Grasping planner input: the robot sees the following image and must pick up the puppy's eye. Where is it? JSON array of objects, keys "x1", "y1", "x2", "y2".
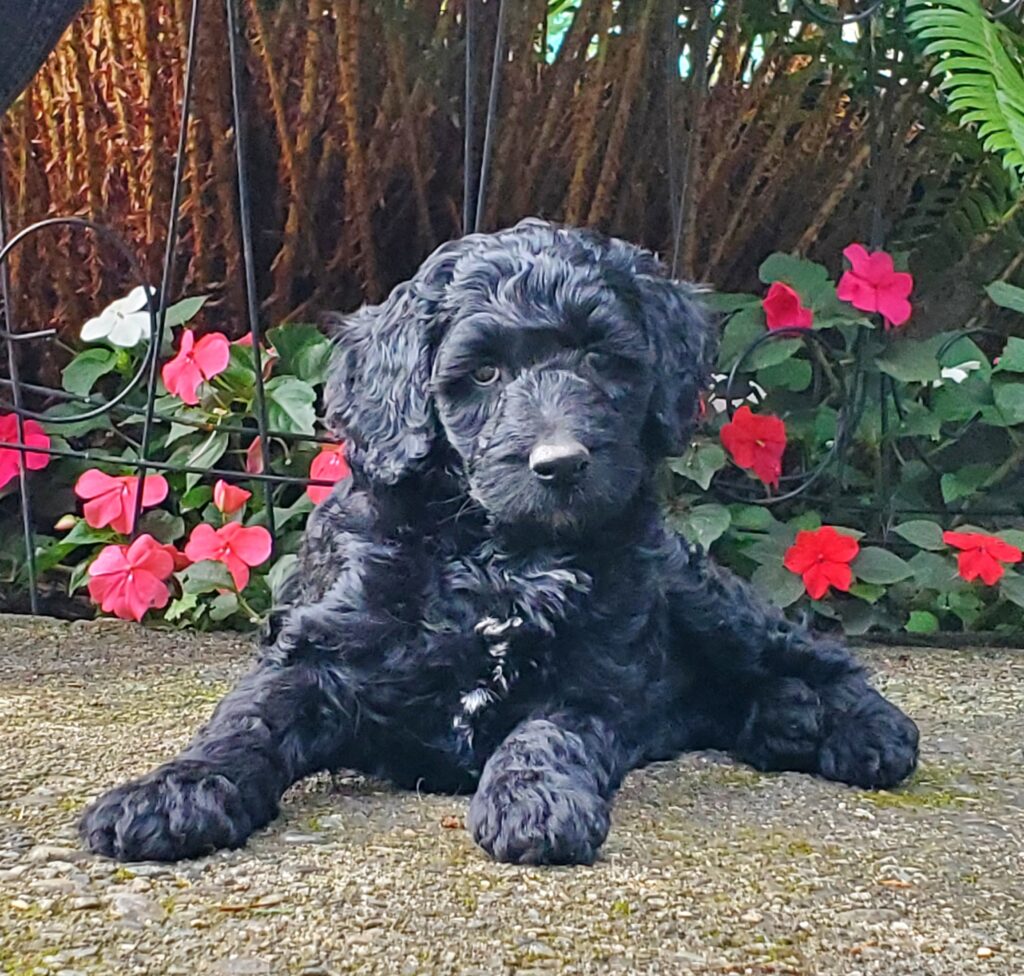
[{"x1": 471, "y1": 364, "x2": 501, "y2": 386}]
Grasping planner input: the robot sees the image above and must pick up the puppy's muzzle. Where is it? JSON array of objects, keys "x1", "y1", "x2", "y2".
[{"x1": 529, "y1": 437, "x2": 590, "y2": 485}]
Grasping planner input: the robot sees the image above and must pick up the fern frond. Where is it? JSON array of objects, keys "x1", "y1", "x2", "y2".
[{"x1": 908, "y1": 0, "x2": 1024, "y2": 175}]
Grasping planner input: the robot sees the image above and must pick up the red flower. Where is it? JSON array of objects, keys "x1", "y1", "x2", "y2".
[
  {"x1": 184, "y1": 521, "x2": 272, "y2": 591},
  {"x1": 763, "y1": 282, "x2": 813, "y2": 330},
  {"x1": 306, "y1": 443, "x2": 352, "y2": 504},
  {"x1": 783, "y1": 527, "x2": 860, "y2": 600},
  {"x1": 0, "y1": 414, "x2": 51, "y2": 490},
  {"x1": 234, "y1": 333, "x2": 254, "y2": 347},
  {"x1": 74, "y1": 470, "x2": 169, "y2": 535},
  {"x1": 943, "y1": 531, "x2": 1022, "y2": 586},
  {"x1": 213, "y1": 479, "x2": 252, "y2": 515},
  {"x1": 87, "y1": 534, "x2": 175, "y2": 622},
  {"x1": 720, "y1": 405, "x2": 787, "y2": 488},
  {"x1": 836, "y1": 244, "x2": 913, "y2": 328},
  {"x1": 161, "y1": 329, "x2": 230, "y2": 404}
]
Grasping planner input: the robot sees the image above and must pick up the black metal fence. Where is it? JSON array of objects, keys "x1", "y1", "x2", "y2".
[{"x1": 0, "y1": 0, "x2": 1020, "y2": 615}]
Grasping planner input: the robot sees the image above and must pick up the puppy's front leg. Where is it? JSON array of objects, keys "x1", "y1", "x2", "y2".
[
  {"x1": 468, "y1": 711, "x2": 630, "y2": 866},
  {"x1": 80, "y1": 660, "x2": 353, "y2": 861}
]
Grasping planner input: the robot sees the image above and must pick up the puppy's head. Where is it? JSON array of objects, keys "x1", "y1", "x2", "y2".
[{"x1": 324, "y1": 219, "x2": 712, "y2": 536}]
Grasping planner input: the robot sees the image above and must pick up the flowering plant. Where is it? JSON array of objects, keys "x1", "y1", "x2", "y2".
[
  {"x1": 0, "y1": 292, "x2": 349, "y2": 627},
  {"x1": 666, "y1": 245, "x2": 1024, "y2": 638}
]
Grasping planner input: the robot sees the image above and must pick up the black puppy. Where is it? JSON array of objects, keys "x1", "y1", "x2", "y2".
[{"x1": 80, "y1": 219, "x2": 919, "y2": 865}]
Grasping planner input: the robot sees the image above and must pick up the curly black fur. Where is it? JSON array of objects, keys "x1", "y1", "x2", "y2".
[{"x1": 80, "y1": 219, "x2": 919, "y2": 865}]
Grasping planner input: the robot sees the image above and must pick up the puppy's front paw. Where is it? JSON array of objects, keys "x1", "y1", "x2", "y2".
[
  {"x1": 468, "y1": 769, "x2": 610, "y2": 866},
  {"x1": 819, "y1": 690, "x2": 919, "y2": 790},
  {"x1": 736, "y1": 677, "x2": 824, "y2": 773},
  {"x1": 80, "y1": 762, "x2": 257, "y2": 862}
]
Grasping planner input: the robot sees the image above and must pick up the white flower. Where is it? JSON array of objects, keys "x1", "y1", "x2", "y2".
[
  {"x1": 931, "y1": 360, "x2": 982, "y2": 388},
  {"x1": 80, "y1": 286, "x2": 154, "y2": 348},
  {"x1": 709, "y1": 372, "x2": 767, "y2": 414}
]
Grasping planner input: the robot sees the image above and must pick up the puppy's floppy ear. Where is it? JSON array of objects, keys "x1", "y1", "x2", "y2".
[
  {"x1": 322, "y1": 242, "x2": 464, "y2": 484},
  {"x1": 634, "y1": 274, "x2": 715, "y2": 456}
]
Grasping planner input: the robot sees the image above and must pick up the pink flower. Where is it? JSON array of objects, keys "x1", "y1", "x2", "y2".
[
  {"x1": 836, "y1": 244, "x2": 913, "y2": 328},
  {"x1": 0, "y1": 414, "x2": 51, "y2": 490},
  {"x1": 234, "y1": 333, "x2": 254, "y2": 347},
  {"x1": 87, "y1": 535, "x2": 175, "y2": 622},
  {"x1": 763, "y1": 282, "x2": 813, "y2": 330},
  {"x1": 213, "y1": 479, "x2": 252, "y2": 515},
  {"x1": 74, "y1": 470, "x2": 169, "y2": 535},
  {"x1": 161, "y1": 329, "x2": 230, "y2": 404},
  {"x1": 184, "y1": 522, "x2": 272, "y2": 591},
  {"x1": 245, "y1": 438, "x2": 266, "y2": 475},
  {"x1": 306, "y1": 443, "x2": 352, "y2": 504}
]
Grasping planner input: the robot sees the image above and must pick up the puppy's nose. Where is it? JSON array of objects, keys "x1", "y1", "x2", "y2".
[{"x1": 529, "y1": 438, "x2": 590, "y2": 484}]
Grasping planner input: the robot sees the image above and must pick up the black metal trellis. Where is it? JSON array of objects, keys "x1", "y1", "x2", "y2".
[{"x1": 0, "y1": 0, "x2": 1021, "y2": 617}]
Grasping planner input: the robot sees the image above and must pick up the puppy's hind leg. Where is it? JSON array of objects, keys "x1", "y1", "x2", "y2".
[
  {"x1": 80, "y1": 660, "x2": 354, "y2": 862},
  {"x1": 671, "y1": 545, "x2": 919, "y2": 790}
]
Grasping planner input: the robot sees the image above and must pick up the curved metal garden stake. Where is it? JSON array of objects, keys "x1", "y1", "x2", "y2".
[
  {"x1": 226, "y1": 0, "x2": 276, "y2": 542},
  {"x1": 463, "y1": 0, "x2": 508, "y2": 235},
  {"x1": 0, "y1": 154, "x2": 38, "y2": 613},
  {"x1": 671, "y1": 1, "x2": 713, "y2": 280},
  {"x1": 130, "y1": 0, "x2": 202, "y2": 540},
  {"x1": 463, "y1": 0, "x2": 478, "y2": 233}
]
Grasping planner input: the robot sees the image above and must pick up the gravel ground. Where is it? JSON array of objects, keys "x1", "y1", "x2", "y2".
[{"x1": 0, "y1": 616, "x2": 1022, "y2": 976}]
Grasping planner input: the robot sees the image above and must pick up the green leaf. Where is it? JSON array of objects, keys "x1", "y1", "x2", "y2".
[
  {"x1": 163, "y1": 295, "x2": 209, "y2": 328},
  {"x1": 994, "y1": 337, "x2": 1024, "y2": 373},
  {"x1": 41, "y1": 402, "x2": 113, "y2": 438},
  {"x1": 833, "y1": 599, "x2": 878, "y2": 637},
  {"x1": 165, "y1": 592, "x2": 200, "y2": 623},
  {"x1": 267, "y1": 553, "x2": 299, "y2": 601},
  {"x1": 700, "y1": 293, "x2": 761, "y2": 314},
  {"x1": 993, "y1": 380, "x2": 1024, "y2": 424},
  {"x1": 180, "y1": 559, "x2": 235, "y2": 595},
  {"x1": 986, "y1": 281, "x2": 1024, "y2": 314},
  {"x1": 758, "y1": 253, "x2": 832, "y2": 306},
  {"x1": 906, "y1": 610, "x2": 940, "y2": 634},
  {"x1": 875, "y1": 337, "x2": 943, "y2": 384},
  {"x1": 716, "y1": 307, "x2": 765, "y2": 371},
  {"x1": 671, "y1": 503, "x2": 732, "y2": 550},
  {"x1": 751, "y1": 561, "x2": 805, "y2": 608},
  {"x1": 180, "y1": 485, "x2": 213, "y2": 513},
  {"x1": 61, "y1": 348, "x2": 119, "y2": 397},
  {"x1": 748, "y1": 338, "x2": 801, "y2": 370},
  {"x1": 757, "y1": 357, "x2": 812, "y2": 392},
  {"x1": 137, "y1": 510, "x2": 184, "y2": 544},
  {"x1": 729, "y1": 504, "x2": 779, "y2": 532},
  {"x1": 893, "y1": 519, "x2": 945, "y2": 551},
  {"x1": 853, "y1": 547, "x2": 914, "y2": 584},
  {"x1": 940, "y1": 464, "x2": 996, "y2": 504},
  {"x1": 268, "y1": 323, "x2": 332, "y2": 385},
  {"x1": 60, "y1": 520, "x2": 119, "y2": 548},
  {"x1": 909, "y1": 551, "x2": 959, "y2": 592},
  {"x1": 998, "y1": 529, "x2": 1024, "y2": 551},
  {"x1": 849, "y1": 582, "x2": 886, "y2": 604},
  {"x1": 668, "y1": 442, "x2": 727, "y2": 491},
  {"x1": 265, "y1": 376, "x2": 317, "y2": 435},
  {"x1": 178, "y1": 430, "x2": 230, "y2": 492},
  {"x1": 1000, "y1": 572, "x2": 1024, "y2": 609},
  {"x1": 209, "y1": 591, "x2": 240, "y2": 622}
]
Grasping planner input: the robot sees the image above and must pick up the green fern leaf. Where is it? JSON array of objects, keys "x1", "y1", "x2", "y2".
[{"x1": 908, "y1": 0, "x2": 1024, "y2": 175}]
